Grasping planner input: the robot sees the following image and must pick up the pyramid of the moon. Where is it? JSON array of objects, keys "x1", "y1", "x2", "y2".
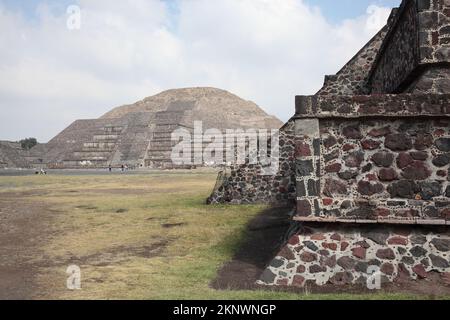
[{"x1": 42, "y1": 87, "x2": 282, "y2": 169}]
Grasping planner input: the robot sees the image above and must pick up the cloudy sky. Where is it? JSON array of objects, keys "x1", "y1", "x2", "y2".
[{"x1": 0, "y1": 0, "x2": 400, "y2": 142}]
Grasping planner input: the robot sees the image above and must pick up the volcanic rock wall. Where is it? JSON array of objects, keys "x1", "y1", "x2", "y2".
[
  {"x1": 209, "y1": 0, "x2": 450, "y2": 290},
  {"x1": 258, "y1": 224, "x2": 450, "y2": 288}
]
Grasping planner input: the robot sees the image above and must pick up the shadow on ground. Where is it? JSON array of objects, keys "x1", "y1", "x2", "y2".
[{"x1": 211, "y1": 206, "x2": 293, "y2": 291}]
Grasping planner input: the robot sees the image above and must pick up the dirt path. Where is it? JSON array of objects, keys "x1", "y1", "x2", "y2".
[{"x1": 0, "y1": 195, "x2": 56, "y2": 299}]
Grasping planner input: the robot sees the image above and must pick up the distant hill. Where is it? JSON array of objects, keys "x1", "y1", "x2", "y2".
[{"x1": 36, "y1": 87, "x2": 283, "y2": 169}]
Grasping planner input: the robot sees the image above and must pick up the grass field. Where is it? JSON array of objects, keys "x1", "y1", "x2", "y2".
[{"x1": 0, "y1": 171, "x2": 444, "y2": 300}]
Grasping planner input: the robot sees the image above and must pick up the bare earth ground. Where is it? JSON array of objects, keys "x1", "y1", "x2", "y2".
[{"x1": 0, "y1": 170, "x2": 449, "y2": 300}]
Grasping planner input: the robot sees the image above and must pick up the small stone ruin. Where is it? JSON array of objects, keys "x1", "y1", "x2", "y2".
[{"x1": 209, "y1": 0, "x2": 450, "y2": 288}]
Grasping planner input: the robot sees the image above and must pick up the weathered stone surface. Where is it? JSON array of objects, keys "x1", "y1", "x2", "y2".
[
  {"x1": 278, "y1": 247, "x2": 295, "y2": 261},
  {"x1": 343, "y1": 125, "x2": 362, "y2": 139},
  {"x1": 432, "y1": 154, "x2": 450, "y2": 167},
  {"x1": 388, "y1": 180, "x2": 420, "y2": 199},
  {"x1": 429, "y1": 254, "x2": 450, "y2": 269},
  {"x1": 372, "y1": 152, "x2": 394, "y2": 167},
  {"x1": 323, "y1": 179, "x2": 348, "y2": 197},
  {"x1": 361, "y1": 139, "x2": 381, "y2": 150},
  {"x1": 419, "y1": 182, "x2": 442, "y2": 200},
  {"x1": 378, "y1": 168, "x2": 399, "y2": 181},
  {"x1": 385, "y1": 134, "x2": 412, "y2": 151},
  {"x1": 329, "y1": 272, "x2": 354, "y2": 285},
  {"x1": 338, "y1": 170, "x2": 359, "y2": 180},
  {"x1": 344, "y1": 151, "x2": 365, "y2": 168},
  {"x1": 296, "y1": 160, "x2": 314, "y2": 176},
  {"x1": 270, "y1": 259, "x2": 284, "y2": 268},
  {"x1": 357, "y1": 181, "x2": 384, "y2": 196},
  {"x1": 260, "y1": 269, "x2": 277, "y2": 283},
  {"x1": 337, "y1": 256, "x2": 357, "y2": 270},
  {"x1": 410, "y1": 246, "x2": 427, "y2": 257},
  {"x1": 401, "y1": 161, "x2": 431, "y2": 180},
  {"x1": 381, "y1": 263, "x2": 395, "y2": 275},
  {"x1": 355, "y1": 262, "x2": 369, "y2": 273},
  {"x1": 401, "y1": 256, "x2": 415, "y2": 265},
  {"x1": 376, "y1": 248, "x2": 396, "y2": 260},
  {"x1": 362, "y1": 230, "x2": 389, "y2": 245},
  {"x1": 414, "y1": 134, "x2": 433, "y2": 151},
  {"x1": 351, "y1": 247, "x2": 366, "y2": 259},
  {"x1": 303, "y1": 241, "x2": 318, "y2": 252},
  {"x1": 412, "y1": 264, "x2": 428, "y2": 279},
  {"x1": 387, "y1": 236, "x2": 409, "y2": 246},
  {"x1": 396, "y1": 153, "x2": 414, "y2": 169},
  {"x1": 309, "y1": 264, "x2": 327, "y2": 273},
  {"x1": 435, "y1": 138, "x2": 450, "y2": 152},
  {"x1": 411, "y1": 235, "x2": 427, "y2": 245},
  {"x1": 325, "y1": 163, "x2": 342, "y2": 173},
  {"x1": 292, "y1": 275, "x2": 305, "y2": 287},
  {"x1": 430, "y1": 238, "x2": 450, "y2": 252}
]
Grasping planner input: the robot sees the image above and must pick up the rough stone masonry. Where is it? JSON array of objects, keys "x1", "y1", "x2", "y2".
[{"x1": 209, "y1": 0, "x2": 450, "y2": 288}]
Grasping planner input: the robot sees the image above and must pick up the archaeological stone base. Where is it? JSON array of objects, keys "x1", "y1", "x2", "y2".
[{"x1": 258, "y1": 223, "x2": 450, "y2": 289}]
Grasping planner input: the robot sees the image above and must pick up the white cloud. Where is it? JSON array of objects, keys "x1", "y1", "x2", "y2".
[{"x1": 0, "y1": 0, "x2": 392, "y2": 142}]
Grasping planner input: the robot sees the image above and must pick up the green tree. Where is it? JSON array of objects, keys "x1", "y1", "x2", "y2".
[{"x1": 20, "y1": 138, "x2": 38, "y2": 150}]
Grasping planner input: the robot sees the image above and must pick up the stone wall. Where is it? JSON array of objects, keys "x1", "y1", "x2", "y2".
[
  {"x1": 258, "y1": 223, "x2": 450, "y2": 288},
  {"x1": 369, "y1": 0, "x2": 450, "y2": 94},
  {"x1": 406, "y1": 67, "x2": 450, "y2": 93},
  {"x1": 294, "y1": 93, "x2": 450, "y2": 225},
  {"x1": 207, "y1": 119, "x2": 297, "y2": 205},
  {"x1": 316, "y1": 27, "x2": 388, "y2": 96}
]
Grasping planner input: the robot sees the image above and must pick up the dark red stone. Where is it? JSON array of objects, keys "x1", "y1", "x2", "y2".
[
  {"x1": 295, "y1": 141, "x2": 311, "y2": 157},
  {"x1": 437, "y1": 170, "x2": 447, "y2": 177},
  {"x1": 292, "y1": 275, "x2": 305, "y2": 287},
  {"x1": 410, "y1": 151, "x2": 428, "y2": 161},
  {"x1": 414, "y1": 134, "x2": 433, "y2": 150},
  {"x1": 278, "y1": 247, "x2": 295, "y2": 260},
  {"x1": 352, "y1": 247, "x2": 366, "y2": 259},
  {"x1": 343, "y1": 125, "x2": 362, "y2": 139},
  {"x1": 325, "y1": 163, "x2": 342, "y2": 173},
  {"x1": 401, "y1": 161, "x2": 431, "y2": 180},
  {"x1": 357, "y1": 180, "x2": 384, "y2": 196},
  {"x1": 375, "y1": 208, "x2": 391, "y2": 217},
  {"x1": 396, "y1": 152, "x2": 413, "y2": 169},
  {"x1": 385, "y1": 133, "x2": 412, "y2": 151},
  {"x1": 361, "y1": 139, "x2": 381, "y2": 150},
  {"x1": 378, "y1": 168, "x2": 398, "y2": 181},
  {"x1": 277, "y1": 278, "x2": 289, "y2": 286},
  {"x1": 376, "y1": 248, "x2": 396, "y2": 260},
  {"x1": 380, "y1": 263, "x2": 395, "y2": 275},
  {"x1": 341, "y1": 242, "x2": 349, "y2": 251},
  {"x1": 372, "y1": 152, "x2": 394, "y2": 167},
  {"x1": 330, "y1": 233, "x2": 341, "y2": 241},
  {"x1": 442, "y1": 273, "x2": 450, "y2": 285},
  {"x1": 322, "y1": 242, "x2": 338, "y2": 251},
  {"x1": 324, "y1": 136, "x2": 337, "y2": 149},
  {"x1": 296, "y1": 265, "x2": 306, "y2": 273},
  {"x1": 322, "y1": 198, "x2": 333, "y2": 206},
  {"x1": 288, "y1": 236, "x2": 300, "y2": 246},
  {"x1": 300, "y1": 252, "x2": 317, "y2": 263},
  {"x1": 343, "y1": 144, "x2": 356, "y2": 151},
  {"x1": 323, "y1": 179, "x2": 348, "y2": 197},
  {"x1": 369, "y1": 126, "x2": 391, "y2": 137},
  {"x1": 323, "y1": 255, "x2": 337, "y2": 268},
  {"x1": 412, "y1": 264, "x2": 428, "y2": 279},
  {"x1": 311, "y1": 233, "x2": 326, "y2": 240},
  {"x1": 344, "y1": 151, "x2": 365, "y2": 168},
  {"x1": 387, "y1": 236, "x2": 409, "y2": 246},
  {"x1": 297, "y1": 200, "x2": 312, "y2": 216}
]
